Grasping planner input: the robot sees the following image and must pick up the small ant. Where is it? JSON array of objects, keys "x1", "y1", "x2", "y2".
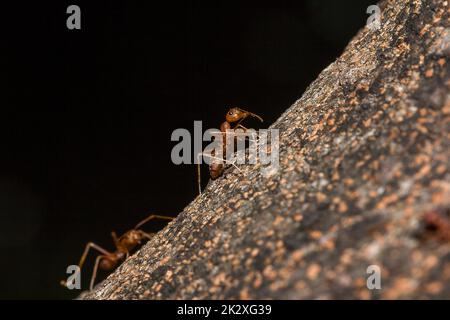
[
  {"x1": 61, "y1": 214, "x2": 174, "y2": 291},
  {"x1": 197, "y1": 107, "x2": 263, "y2": 194}
]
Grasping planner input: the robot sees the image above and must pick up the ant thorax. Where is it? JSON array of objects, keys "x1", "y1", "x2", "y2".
[{"x1": 119, "y1": 230, "x2": 143, "y2": 251}]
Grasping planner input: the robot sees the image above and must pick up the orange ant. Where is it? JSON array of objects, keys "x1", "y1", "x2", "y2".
[
  {"x1": 61, "y1": 214, "x2": 174, "y2": 290},
  {"x1": 197, "y1": 107, "x2": 263, "y2": 194}
]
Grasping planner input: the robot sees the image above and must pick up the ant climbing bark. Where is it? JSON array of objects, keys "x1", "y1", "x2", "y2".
[
  {"x1": 61, "y1": 214, "x2": 174, "y2": 290},
  {"x1": 197, "y1": 107, "x2": 263, "y2": 194}
]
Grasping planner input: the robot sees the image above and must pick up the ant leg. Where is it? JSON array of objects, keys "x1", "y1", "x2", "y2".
[
  {"x1": 78, "y1": 242, "x2": 112, "y2": 272},
  {"x1": 232, "y1": 125, "x2": 259, "y2": 144},
  {"x1": 60, "y1": 242, "x2": 112, "y2": 288},
  {"x1": 232, "y1": 118, "x2": 246, "y2": 130},
  {"x1": 233, "y1": 124, "x2": 248, "y2": 130},
  {"x1": 90, "y1": 254, "x2": 107, "y2": 291},
  {"x1": 205, "y1": 153, "x2": 242, "y2": 173},
  {"x1": 230, "y1": 127, "x2": 259, "y2": 153},
  {"x1": 198, "y1": 163, "x2": 202, "y2": 195},
  {"x1": 138, "y1": 231, "x2": 155, "y2": 240},
  {"x1": 134, "y1": 214, "x2": 174, "y2": 229},
  {"x1": 111, "y1": 231, "x2": 120, "y2": 247}
]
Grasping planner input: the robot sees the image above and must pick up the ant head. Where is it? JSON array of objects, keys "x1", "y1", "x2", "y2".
[
  {"x1": 226, "y1": 107, "x2": 263, "y2": 123},
  {"x1": 226, "y1": 107, "x2": 246, "y2": 123}
]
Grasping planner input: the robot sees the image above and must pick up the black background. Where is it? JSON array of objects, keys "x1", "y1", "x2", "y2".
[{"x1": 1, "y1": 0, "x2": 373, "y2": 299}]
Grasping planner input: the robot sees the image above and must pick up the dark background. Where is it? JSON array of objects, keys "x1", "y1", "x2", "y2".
[{"x1": 1, "y1": 0, "x2": 374, "y2": 299}]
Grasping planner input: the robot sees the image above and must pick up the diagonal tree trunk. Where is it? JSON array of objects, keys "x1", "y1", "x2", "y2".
[{"x1": 81, "y1": 0, "x2": 450, "y2": 299}]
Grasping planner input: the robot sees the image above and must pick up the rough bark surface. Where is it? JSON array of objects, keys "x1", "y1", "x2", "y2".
[{"x1": 81, "y1": 0, "x2": 450, "y2": 299}]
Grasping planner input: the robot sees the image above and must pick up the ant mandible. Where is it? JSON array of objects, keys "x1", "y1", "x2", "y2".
[
  {"x1": 197, "y1": 107, "x2": 263, "y2": 194},
  {"x1": 61, "y1": 214, "x2": 174, "y2": 291}
]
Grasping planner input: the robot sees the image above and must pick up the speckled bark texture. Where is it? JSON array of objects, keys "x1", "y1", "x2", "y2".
[{"x1": 81, "y1": 0, "x2": 450, "y2": 299}]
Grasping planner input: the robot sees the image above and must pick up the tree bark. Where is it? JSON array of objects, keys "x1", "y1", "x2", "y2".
[{"x1": 81, "y1": 0, "x2": 450, "y2": 299}]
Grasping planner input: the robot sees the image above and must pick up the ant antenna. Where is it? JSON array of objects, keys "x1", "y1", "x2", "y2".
[
  {"x1": 135, "y1": 214, "x2": 174, "y2": 229},
  {"x1": 238, "y1": 108, "x2": 264, "y2": 123}
]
